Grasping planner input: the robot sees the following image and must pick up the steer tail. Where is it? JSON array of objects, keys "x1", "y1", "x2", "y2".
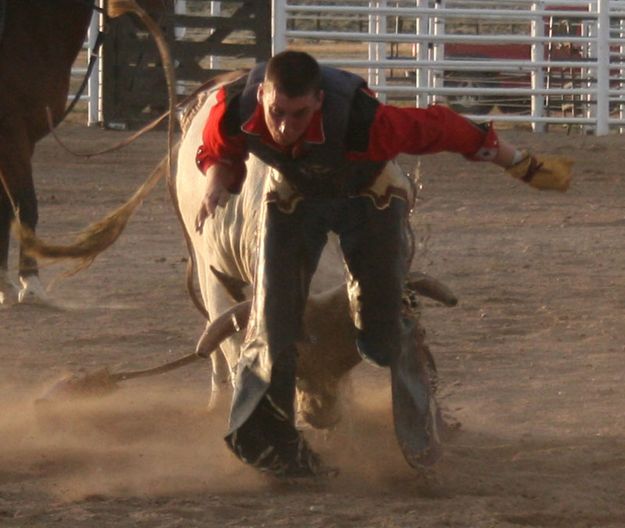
[{"x1": 16, "y1": 153, "x2": 168, "y2": 276}]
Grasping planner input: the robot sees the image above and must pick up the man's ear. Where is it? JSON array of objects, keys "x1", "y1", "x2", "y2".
[{"x1": 257, "y1": 84, "x2": 264, "y2": 103}]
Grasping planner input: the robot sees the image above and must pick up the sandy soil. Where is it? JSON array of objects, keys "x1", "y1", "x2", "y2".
[{"x1": 1, "y1": 123, "x2": 625, "y2": 527}]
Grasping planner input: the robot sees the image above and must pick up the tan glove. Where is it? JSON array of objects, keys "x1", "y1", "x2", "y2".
[{"x1": 506, "y1": 151, "x2": 573, "y2": 192}]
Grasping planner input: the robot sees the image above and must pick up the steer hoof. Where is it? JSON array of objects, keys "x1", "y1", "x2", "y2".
[
  {"x1": 298, "y1": 403, "x2": 341, "y2": 430},
  {"x1": 18, "y1": 276, "x2": 50, "y2": 305}
]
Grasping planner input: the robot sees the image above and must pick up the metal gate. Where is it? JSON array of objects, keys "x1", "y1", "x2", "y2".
[
  {"x1": 70, "y1": 1, "x2": 271, "y2": 129},
  {"x1": 273, "y1": 0, "x2": 625, "y2": 135}
]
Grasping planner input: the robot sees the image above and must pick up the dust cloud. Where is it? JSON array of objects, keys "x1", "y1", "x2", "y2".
[
  {"x1": 0, "y1": 370, "x2": 413, "y2": 503},
  {"x1": 0, "y1": 380, "x2": 264, "y2": 501}
]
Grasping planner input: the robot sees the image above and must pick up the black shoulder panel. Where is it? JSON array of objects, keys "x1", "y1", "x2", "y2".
[
  {"x1": 344, "y1": 89, "x2": 381, "y2": 153},
  {"x1": 222, "y1": 76, "x2": 247, "y2": 137}
]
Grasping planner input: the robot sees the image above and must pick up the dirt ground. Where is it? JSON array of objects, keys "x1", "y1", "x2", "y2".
[{"x1": 1, "y1": 122, "x2": 625, "y2": 527}]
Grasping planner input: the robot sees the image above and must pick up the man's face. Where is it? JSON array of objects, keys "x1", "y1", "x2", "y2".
[{"x1": 259, "y1": 82, "x2": 323, "y2": 147}]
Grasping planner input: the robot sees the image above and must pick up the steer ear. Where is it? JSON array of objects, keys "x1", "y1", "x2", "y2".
[{"x1": 209, "y1": 265, "x2": 249, "y2": 302}]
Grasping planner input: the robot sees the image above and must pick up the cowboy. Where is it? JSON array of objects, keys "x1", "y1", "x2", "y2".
[{"x1": 195, "y1": 50, "x2": 572, "y2": 478}]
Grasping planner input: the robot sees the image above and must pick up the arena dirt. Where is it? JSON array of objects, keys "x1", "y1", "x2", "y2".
[{"x1": 1, "y1": 123, "x2": 624, "y2": 527}]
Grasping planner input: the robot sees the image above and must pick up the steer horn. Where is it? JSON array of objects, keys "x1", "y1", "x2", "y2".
[
  {"x1": 36, "y1": 301, "x2": 251, "y2": 404},
  {"x1": 405, "y1": 271, "x2": 458, "y2": 307}
]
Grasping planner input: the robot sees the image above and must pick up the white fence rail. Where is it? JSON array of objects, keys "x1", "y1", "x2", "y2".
[{"x1": 273, "y1": 0, "x2": 625, "y2": 135}]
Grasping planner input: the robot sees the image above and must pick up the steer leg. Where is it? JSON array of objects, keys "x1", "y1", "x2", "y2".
[
  {"x1": 200, "y1": 278, "x2": 247, "y2": 413},
  {"x1": 206, "y1": 350, "x2": 232, "y2": 413}
]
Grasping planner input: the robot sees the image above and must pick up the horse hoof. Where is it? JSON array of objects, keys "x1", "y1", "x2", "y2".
[
  {"x1": 18, "y1": 276, "x2": 50, "y2": 305},
  {"x1": 0, "y1": 274, "x2": 19, "y2": 305},
  {"x1": 0, "y1": 288, "x2": 19, "y2": 305}
]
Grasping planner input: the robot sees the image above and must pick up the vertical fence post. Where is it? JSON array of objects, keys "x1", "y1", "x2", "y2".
[
  {"x1": 368, "y1": 2, "x2": 376, "y2": 89},
  {"x1": 582, "y1": 16, "x2": 596, "y2": 129},
  {"x1": 272, "y1": 0, "x2": 287, "y2": 54},
  {"x1": 596, "y1": 0, "x2": 610, "y2": 135},
  {"x1": 87, "y1": 4, "x2": 102, "y2": 127},
  {"x1": 531, "y1": 1, "x2": 545, "y2": 133},
  {"x1": 368, "y1": 0, "x2": 387, "y2": 102},
  {"x1": 619, "y1": 17, "x2": 625, "y2": 132},
  {"x1": 430, "y1": 0, "x2": 443, "y2": 107},
  {"x1": 379, "y1": 0, "x2": 388, "y2": 102},
  {"x1": 174, "y1": 0, "x2": 187, "y2": 40},
  {"x1": 208, "y1": 2, "x2": 222, "y2": 69},
  {"x1": 415, "y1": 0, "x2": 429, "y2": 107}
]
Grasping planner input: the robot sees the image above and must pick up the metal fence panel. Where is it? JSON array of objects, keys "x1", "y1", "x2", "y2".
[{"x1": 274, "y1": 0, "x2": 625, "y2": 135}]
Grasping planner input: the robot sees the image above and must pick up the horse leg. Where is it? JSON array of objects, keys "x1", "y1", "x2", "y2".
[
  {"x1": 15, "y1": 168, "x2": 48, "y2": 303},
  {"x1": 0, "y1": 192, "x2": 18, "y2": 305},
  {"x1": 0, "y1": 120, "x2": 47, "y2": 304},
  {"x1": 0, "y1": 135, "x2": 21, "y2": 305}
]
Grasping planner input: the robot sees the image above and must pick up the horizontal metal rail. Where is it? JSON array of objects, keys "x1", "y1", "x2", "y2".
[
  {"x1": 320, "y1": 58, "x2": 600, "y2": 70},
  {"x1": 372, "y1": 85, "x2": 598, "y2": 95},
  {"x1": 286, "y1": 5, "x2": 595, "y2": 19},
  {"x1": 284, "y1": 30, "x2": 595, "y2": 46}
]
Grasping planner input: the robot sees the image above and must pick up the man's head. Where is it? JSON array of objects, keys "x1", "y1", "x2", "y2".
[{"x1": 258, "y1": 51, "x2": 324, "y2": 147}]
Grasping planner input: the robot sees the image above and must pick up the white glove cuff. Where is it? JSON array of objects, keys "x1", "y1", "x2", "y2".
[{"x1": 511, "y1": 149, "x2": 527, "y2": 166}]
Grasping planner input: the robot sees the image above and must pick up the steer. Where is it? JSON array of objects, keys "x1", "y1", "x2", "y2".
[{"x1": 173, "y1": 87, "x2": 456, "y2": 429}]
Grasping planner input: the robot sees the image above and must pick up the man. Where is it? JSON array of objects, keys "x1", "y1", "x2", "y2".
[{"x1": 195, "y1": 50, "x2": 572, "y2": 478}]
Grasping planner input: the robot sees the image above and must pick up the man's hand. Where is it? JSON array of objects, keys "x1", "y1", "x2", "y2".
[
  {"x1": 195, "y1": 170, "x2": 231, "y2": 234},
  {"x1": 506, "y1": 151, "x2": 573, "y2": 192}
]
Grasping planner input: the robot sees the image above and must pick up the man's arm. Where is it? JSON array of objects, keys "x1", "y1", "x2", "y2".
[
  {"x1": 195, "y1": 163, "x2": 239, "y2": 234},
  {"x1": 345, "y1": 91, "x2": 498, "y2": 159},
  {"x1": 194, "y1": 86, "x2": 248, "y2": 233},
  {"x1": 346, "y1": 90, "x2": 571, "y2": 191}
]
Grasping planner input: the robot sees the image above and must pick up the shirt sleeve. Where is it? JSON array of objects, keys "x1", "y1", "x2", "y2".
[
  {"x1": 346, "y1": 90, "x2": 499, "y2": 162},
  {"x1": 195, "y1": 86, "x2": 248, "y2": 194}
]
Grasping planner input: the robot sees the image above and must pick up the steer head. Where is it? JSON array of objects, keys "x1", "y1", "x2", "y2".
[
  {"x1": 296, "y1": 283, "x2": 360, "y2": 429},
  {"x1": 204, "y1": 268, "x2": 456, "y2": 431},
  {"x1": 295, "y1": 373, "x2": 347, "y2": 429},
  {"x1": 294, "y1": 272, "x2": 457, "y2": 429}
]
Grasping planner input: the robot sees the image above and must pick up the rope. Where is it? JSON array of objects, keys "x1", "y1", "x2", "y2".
[{"x1": 108, "y1": 301, "x2": 250, "y2": 382}]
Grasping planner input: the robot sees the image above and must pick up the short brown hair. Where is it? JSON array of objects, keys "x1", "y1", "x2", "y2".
[{"x1": 264, "y1": 51, "x2": 321, "y2": 97}]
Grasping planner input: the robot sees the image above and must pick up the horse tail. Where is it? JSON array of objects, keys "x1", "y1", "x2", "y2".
[{"x1": 16, "y1": 152, "x2": 169, "y2": 276}]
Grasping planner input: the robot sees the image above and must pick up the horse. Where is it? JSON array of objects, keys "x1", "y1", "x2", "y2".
[
  {"x1": 0, "y1": 0, "x2": 95, "y2": 304},
  {"x1": 0, "y1": 0, "x2": 177, "y2": 305}
]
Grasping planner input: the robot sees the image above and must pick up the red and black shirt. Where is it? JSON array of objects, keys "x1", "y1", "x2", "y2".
[{"x1": 196, "y1": 65, "x2": 498, "y2": 195}]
